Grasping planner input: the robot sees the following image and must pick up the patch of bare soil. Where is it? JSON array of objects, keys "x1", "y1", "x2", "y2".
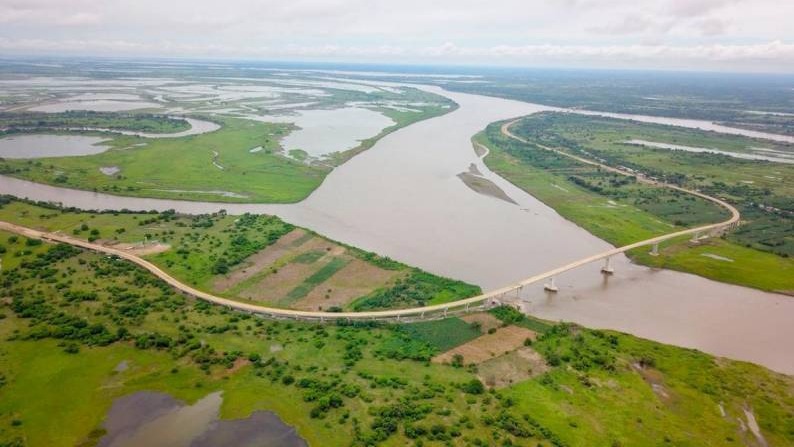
[
  {"x1": 214, "y1": 358, "x2": 250, "y2": 379},
  {"x1": 461, "y1": 313, "x2": 503, "y2": 333},
  {"x1": 742, "y1": 405, "x2": 769, "y2": 447},
  {"x1": 631, "y1": 362, "x2": 674, "y2": 403},
  {"x1": 473, "y1": 142, "x2": 488, "y2": 157},
  {"x1": 109, "y1": 241, "x2": 171, "y2": 256},
  {"x1": 477, "y1": 347, "x2": 549, "y2": 389},
  {"x1": 433, "y1": 326, "x2": 537, "y2": 365},
  {"x1": 292, "y1": 259, "x2": 403, "y2": 311}
]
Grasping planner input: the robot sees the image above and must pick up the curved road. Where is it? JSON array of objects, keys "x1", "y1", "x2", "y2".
[{"x1": 0, "y1": 117, "x2": 741, "y2": 322}]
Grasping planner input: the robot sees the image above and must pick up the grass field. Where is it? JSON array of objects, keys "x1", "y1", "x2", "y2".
[
  {"x1": 1, "y1": 241, "x2": 793, "y2": 446},
  {"x1": 397, "y1": 318, "x2": 482, "y2": 352},
  {"x1": 478, "y1": 114, "x2": 794, "y2": 293},
  {"x1": 0, "y1": 117, "x2": 330, "y2": 203}
]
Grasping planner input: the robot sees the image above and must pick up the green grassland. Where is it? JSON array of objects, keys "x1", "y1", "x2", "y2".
[
  {"x1": 0, "y1": 111, "x2": 190, "y2": 135},
  {"x1": 477, "y1": 113, "x2": 794, "y2": 293},
  {"x1": 0, "y1": 197, "x2": 480, "y2": 311},
  {"x1": 1, "y1": 240, "x2": 793, "y2": 446},
  {"x1": 0, "y1": 116, "x2": 328, "y2": 203}
]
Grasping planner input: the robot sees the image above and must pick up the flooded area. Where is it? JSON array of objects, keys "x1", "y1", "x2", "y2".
[
  {"x1": 251, "y1": 107, "x2": 395, "y2": 157},
  {"x1": 626, "y1": 139, "x2": 794, "y2": 164},
  {"x1": 0, "y1": 134, "x2": 110, "y2": 158},
  {"x1": 2, "y1": 85, "x2": 794, "y2": 375},
  {"x1": 98, "y1": 391, "x2": 305, "y2": 447}
]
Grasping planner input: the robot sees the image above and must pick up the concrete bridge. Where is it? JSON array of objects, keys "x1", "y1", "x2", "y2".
[{"x1": 0, "y1": 117, "x2": 740, "y2": 323}]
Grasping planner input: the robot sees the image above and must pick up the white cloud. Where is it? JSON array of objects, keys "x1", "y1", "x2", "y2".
[{"x1": 0, "y1": 0, "x2": 791, "y2": 71}]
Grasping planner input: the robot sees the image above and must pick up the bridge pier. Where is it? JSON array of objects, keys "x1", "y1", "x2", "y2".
[
  {"x1": 544, "y1": 276, "x2": 559, "y2": 293},
  {"x1": 650, "y1": 243, "x2": 659, "y2": 256},
  {"x1": 690, "y1": 231, "x2": 702, "y2": 243},
  {"x1": 601, "y1": 256, "x2": 614, "y2": 275}
]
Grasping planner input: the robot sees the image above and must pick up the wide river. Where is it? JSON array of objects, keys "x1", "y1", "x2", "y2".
[{"x1": 2, "y1": 86, "x2": 793, "y2": 374}]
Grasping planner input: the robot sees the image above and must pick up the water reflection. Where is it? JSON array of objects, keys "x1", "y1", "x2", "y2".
[{"x1": 98, "y1": 391, "x2": 306, "y2": 447}]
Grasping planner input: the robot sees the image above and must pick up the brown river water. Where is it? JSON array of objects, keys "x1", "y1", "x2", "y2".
[{"x1": 2, "y1": 86, "x2": 793, "y2": 374}]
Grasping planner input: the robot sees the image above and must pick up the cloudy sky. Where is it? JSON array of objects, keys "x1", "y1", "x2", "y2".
[{"x1": 1, "y1": 0, "x2": 793, "y2": 72}]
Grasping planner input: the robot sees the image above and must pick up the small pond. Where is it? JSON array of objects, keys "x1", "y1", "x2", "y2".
[
  {"x1": 0, "y1": 134, "x2": 111, "y2": 158},
  {"x1": 98, "y1": 391, "x2": 306, "y2": 447}
]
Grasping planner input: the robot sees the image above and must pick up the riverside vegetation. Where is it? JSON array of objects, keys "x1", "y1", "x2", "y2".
[
  {"x1": 1, "y1": 232, "x2": 793, "y2": 446},
  {"x1": 0, "y1": 112, "x2": 190, "y2": 135},
  {"x1": 477, "y1": 113, "x2": 794, "y2": 293}
]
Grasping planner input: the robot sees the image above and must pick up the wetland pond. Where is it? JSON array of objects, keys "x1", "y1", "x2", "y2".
[
  {"x1": 0, "y1": 118, "x2": 219, "y2": 159},
  {"x1": 251, "y1": 107, "x2": 395, "y2": 157},
  {"x1": 98, "y1": 391, "x2": 306, "y2": 447},
  {"x1": 0, "y1": 134, "x2": 110, "y2": 158}
]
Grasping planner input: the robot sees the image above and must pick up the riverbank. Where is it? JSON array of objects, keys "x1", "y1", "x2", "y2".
[{"x1": 478, "y1": 116, "x2": 794, "y2": 293}]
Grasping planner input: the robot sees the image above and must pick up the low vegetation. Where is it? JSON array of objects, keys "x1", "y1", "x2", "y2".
[
  {"x1": 1, "y1": 240, "x2": 792, "y2": 446},
  {"x1": 0, "y1": 111, "x2": 190, "y2": 135},
  {"x1": 0, "y1": 117, "x2": 327, "y2": 203}
]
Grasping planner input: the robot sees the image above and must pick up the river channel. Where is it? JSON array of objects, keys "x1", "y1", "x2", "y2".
[{"x1": 2, "y1": 86, "x2": 793, "y2": 374}]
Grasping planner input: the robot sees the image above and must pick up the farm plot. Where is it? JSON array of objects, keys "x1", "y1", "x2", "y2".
[
  {"x1": 433, "y1": 325, "x2": 538, "y2": 365},
  {"x1": 477, "y1": 347, "x2": 549, "y2": 389},
  {"x1": 213, "y1": 229, "x2": 404, "y2": 310}
]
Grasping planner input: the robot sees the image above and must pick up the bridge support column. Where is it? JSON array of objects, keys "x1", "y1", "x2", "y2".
[
  {"x1": 544, "y1": 276, "x2": 559, "y2": 293},
  {"x1": 690, "y1": 231, "x2": 702, "y2": 243},
  {"x1": 649, "y1": 243, "x2": 659, "y2": 256},
  {"x1": 601, "y1": 256, "x2": 614, "y2": 275},
  {"x1": 465, "y1": 303, "x2": 470, "y2": 312},
  {"x1": 443, "y1": 307, "x2": 449, "y2": 317}
]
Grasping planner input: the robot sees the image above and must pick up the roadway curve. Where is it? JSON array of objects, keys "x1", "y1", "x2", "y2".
[{"x1": 0, "y1": 116, "x2": 741, "y2": 322}]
